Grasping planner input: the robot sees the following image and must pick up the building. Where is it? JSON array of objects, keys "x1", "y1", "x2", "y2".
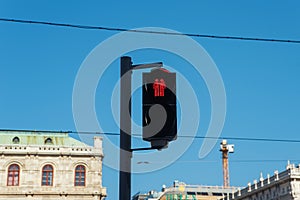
[
  {"x1": 226, "y1": 162, "x2": 300, "y2": 200},
  {"x1": 0, "y1": 130, "x2": 106, "y2": 200},
  {"x1": 132, "y1": 180, "x2": 238, "y2": 200}
]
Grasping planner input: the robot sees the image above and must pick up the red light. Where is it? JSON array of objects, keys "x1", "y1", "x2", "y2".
[{"x1": 153, "y1": 78, "x2": 166, "y2": 97}]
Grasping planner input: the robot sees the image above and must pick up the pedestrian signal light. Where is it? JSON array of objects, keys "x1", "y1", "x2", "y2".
[{"x1": 142, "y1": 68, "x2": 177, "y2": 148}]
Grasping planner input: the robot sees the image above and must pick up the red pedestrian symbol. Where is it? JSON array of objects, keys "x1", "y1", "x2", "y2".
[{"x1": 153, "y1": 78, "x2": 166, "y2": 97}]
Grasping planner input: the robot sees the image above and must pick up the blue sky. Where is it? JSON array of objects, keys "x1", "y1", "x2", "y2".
[{"x1": 1, "y1": 1, "x2": 300, "y2": 199}]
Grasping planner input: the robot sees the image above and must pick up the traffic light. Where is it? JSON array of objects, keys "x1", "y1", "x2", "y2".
[{"x1": 142, "y1": 68, "x2": 177, "y2": 148}]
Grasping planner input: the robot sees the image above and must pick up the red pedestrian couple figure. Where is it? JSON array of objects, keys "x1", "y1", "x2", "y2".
[{"x1": 153, "y1": 78, "x2": 166, "y2": 97}]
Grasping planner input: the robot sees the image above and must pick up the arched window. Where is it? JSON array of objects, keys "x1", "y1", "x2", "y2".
[
  {"x1": 7, "y1": 164, "x2": 20, "y2": 186},
  {"x1": 44, "y1": 138, "x2": 53, "y2": 145},
  {"x1": 41, "y1": 165, "x2": 53, "y2": 186},
  {"x1": 12, "y1": 137, "x2": 20, "y2": 144},
  {"x1": 74, "y1": 165, "x2": 86, "y2": 186}
]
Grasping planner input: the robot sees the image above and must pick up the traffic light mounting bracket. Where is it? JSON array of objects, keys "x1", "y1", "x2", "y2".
[{"x1": 132, "y1": 62, "x2": 163, "y2": 70}]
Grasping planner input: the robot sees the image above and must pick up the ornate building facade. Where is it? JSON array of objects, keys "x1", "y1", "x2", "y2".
[
  {"x1": 226, "y1": 163, "x2": 300, "y2": 200},
  {"x1": 0, "y1": 130, "x2": 106, "y2": 200}
]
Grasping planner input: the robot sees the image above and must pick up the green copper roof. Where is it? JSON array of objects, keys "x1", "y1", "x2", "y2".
[{"x1": 0, "y1": 130, "x2": 88, "y2": 147}]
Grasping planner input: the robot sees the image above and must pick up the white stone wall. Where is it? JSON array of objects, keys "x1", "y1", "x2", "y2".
[
  {"x1": 0, "y1": 137, "x2": 106, "y2": 200},
  {"x1": 235, "y1": 181, "x2": 292, "y2": 200},
  {"x1": 229, "y1": 166, "x2": 300, "y2": 200}
]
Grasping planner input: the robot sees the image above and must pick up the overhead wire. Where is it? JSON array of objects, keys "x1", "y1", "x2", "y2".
[
  {"x1": 1, "y1": 129, "x2": 300, "y2": 143},
  {"x1": 0, "y1": 18, "x2": 300, "y2": 44},
  {"x1": 70, "y1": 131, "x2": 300, "y2": 143},
  {"x1": 135, "y1": 159, "x2": 300, "y2": 164},
  {"x1": 3, "y1": 128, "x2": 300, "y2": 165}
]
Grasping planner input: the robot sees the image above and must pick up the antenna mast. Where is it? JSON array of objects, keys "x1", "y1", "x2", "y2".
[{"x1": 220, "y1": 140, "x2": 234, "y2": 188}]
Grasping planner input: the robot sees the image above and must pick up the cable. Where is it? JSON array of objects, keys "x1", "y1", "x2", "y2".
[
  {"x1": 136, "y1": 159, "x2": 300, "y2": 164},
  {"x1": 0, "y1": 18, "x2": 300, "y2": 44},
  {"x1": 1, "y1": 129, "x2": 300, "y2": 143},
  {"x1": 230, "y1": 159, "x2": 300, "y2": 163},
  {"x1": 68, "y1": 132, "x2": 300, "y2": 143},
  {"x1": 179, "y1": 135, "x2": 300, "y2": 143}
]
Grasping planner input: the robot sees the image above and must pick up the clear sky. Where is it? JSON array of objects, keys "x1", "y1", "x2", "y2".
[{"x1": 1, "y1": 1, "x2": 300, "y2": 200}]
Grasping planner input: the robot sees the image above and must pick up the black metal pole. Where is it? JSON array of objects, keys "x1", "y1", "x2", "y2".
[{"x1": 119, "y1": 56, "x2": 132, "y2": 200}]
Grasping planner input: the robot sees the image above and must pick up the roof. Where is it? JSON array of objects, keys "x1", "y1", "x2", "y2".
[
  {"x1": 133, "y1": 181, "x2": 239, "y2": 200},
  {"x1": 0, "y1": 129, "x2": 88, "y2": 147}
]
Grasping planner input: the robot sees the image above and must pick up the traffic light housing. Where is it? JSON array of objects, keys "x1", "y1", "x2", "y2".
[{"x1": 142, "y1": 68, "x2": 177, "y2": 148}]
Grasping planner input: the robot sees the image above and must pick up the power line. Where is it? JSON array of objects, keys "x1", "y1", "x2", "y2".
[
  {"x1": 67, "y1": 131, "x2": 300, "y2": 143},
  {"x1": 0, "y1": 18, "x2": 300, "y2": 44},
  {"x1": 230, "y1": 159, "x2": 299, "y2": 163},
  {"x1": 136, "y1": 159, "x2": 300, "y2": 164},
  {"x1": 179, "y1": 135, "x2": 300, "y2": 143},
  {"x1": 1, "y1": 129, "x2": 300, "y2": 143}
]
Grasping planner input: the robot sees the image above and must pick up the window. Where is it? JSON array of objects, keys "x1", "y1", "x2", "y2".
[
  {"x1": 212, "y1": 193, "x2": 223, "y2": 196},
  {"x1": 187, "y1": 192, "x2": 196, "y2": 196},
  {"x1": 44, "y1": 138, "x2": 53, "y2": 145},
  {"x1": 197, "y1": 192, "x2": 208, "y2": 196},
  {"x1": 7, "y1": 164, "x2": 20, "y2": 186},
  {"x1": 75, "y1": 165, "x2": 86, "y2": 186},
  {"x1": 12, "y1": 137, "x2": 20, "y2": 144},
  {"x1": 42, "y1": 165, "x2": 53, "y2": 186}
]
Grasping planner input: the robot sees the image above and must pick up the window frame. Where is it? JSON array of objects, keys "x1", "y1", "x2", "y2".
[
  {"x1": 74, "y1": 165, "x2": 86, "y2": 186},
  {"x1": 7, "y1": 164, "x2": 20, "y2": 186},
  {"x1": 41, "y1": 164, "x2": 54, "y2": 186}
]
